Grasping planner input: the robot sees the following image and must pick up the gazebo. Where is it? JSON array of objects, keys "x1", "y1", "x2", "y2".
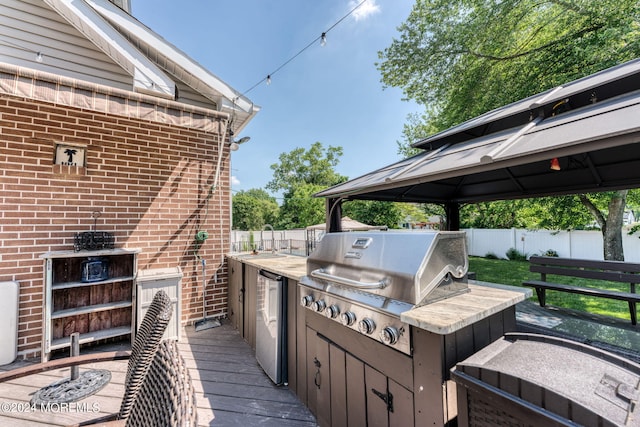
[{"x1": 315, "y1": 58, "x2": 640, "y2": 231}]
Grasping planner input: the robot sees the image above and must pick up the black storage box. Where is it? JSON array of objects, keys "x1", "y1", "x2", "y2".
[{"x1": 451, "y1": 333, "x2": 640, "y2": 427}]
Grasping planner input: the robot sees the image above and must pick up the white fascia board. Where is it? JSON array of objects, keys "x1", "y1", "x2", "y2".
[
  {"x1": 220, "y1": 97, "x2": 261, "y2": 134},
  {"x1": 44, "y1": 0, "x2": 175, "y2": 98},
  {"x1": 86, "y1": 0, "x2": 256, "y2": 115}
]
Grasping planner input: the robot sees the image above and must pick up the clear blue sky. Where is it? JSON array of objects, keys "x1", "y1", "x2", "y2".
[{"x1": 132, "y1": 0, "x2": 420, "y2": 201}]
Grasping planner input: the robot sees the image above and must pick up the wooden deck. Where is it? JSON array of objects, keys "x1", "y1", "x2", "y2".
[{"x1": 0, "y1": 321, "x2": 316, "y2": 426}]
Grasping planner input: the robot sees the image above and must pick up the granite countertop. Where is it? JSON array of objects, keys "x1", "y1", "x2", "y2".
[
  {"x1": 400, "y1": 281, "x2": 531, "y2": 335},
  {"x1": 226, "y1": 252, "x2": 308, "y2": 281},
  {"x1": 227, "y1": 253, "x2": 531, "y2": 335}
]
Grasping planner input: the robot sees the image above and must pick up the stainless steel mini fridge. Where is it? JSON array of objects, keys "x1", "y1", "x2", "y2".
[{"x1": 255, "y1": 269, "x2": 287, "y2": 385}]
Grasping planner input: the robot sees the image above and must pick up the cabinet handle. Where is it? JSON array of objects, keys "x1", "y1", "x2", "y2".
[
  {"x1": 313, "y1": 357, "x2": 321, "y2": 389},
  {"x1": 372, "y1": 388, "x2": 394, "y2": 413}
]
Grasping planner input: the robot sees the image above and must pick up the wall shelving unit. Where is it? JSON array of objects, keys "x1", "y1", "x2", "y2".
[{"x1": 40, "y1": 248, "x2": 140, "y2": 361}]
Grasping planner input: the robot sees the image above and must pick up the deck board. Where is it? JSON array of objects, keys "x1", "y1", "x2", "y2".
[{"x1": 0, "y1": 321, "x2": 316, "y2": 426}]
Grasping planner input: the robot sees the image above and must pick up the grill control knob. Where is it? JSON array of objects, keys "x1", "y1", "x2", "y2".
[
  {"x1": 358, "y1": 318, "x2": 376, "y2": 335},
  {"x1": 340, "y1": 311, "x2": 356, "y2": 326},
  {"x1": 380, "y1": 326, "x2": 400, "y2": 345},
  {"x1": 313, "y1": 300, "x2": 326, "y2": 313},
  {"x1": 325, "y1": 304, "x2": 340, "y2": 319},
  {"x1": 300, "y1": 295, "x2": 314, "y2": 307}
]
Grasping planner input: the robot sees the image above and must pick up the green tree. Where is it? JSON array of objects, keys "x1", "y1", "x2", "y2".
[
  {"x1": 397, "y1": 202, "x2": 430, "y2": 226},
  {"x1": 378, "y1": 0, "x2": 640, "y2": 260},
  {"x1": 343, "y1": 200, "x2": 403, "y2": 229},
  {"x1": 277, "y1": 183, "x2": 327, "y2": 229},
  {"x1": 232, "y1": 189, "x2": 279, "y2": 230},
  {"x1": 267, "y1": 142, "x2": 347, "y2": 194},
  {"x1": 268, "y1": 142, "x2": 348, "y2": 229}
]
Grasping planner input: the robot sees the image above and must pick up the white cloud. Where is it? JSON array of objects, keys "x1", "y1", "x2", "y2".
[
  {"x1": 231, "y1": 176, "x2": 241, "y2": 186},
  {"x1": 350, "y1": 0, "x2": 380, "y2": 21}
]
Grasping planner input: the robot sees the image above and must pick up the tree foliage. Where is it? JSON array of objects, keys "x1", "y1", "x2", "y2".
[
  {"x1": 266, "y1": 142, "x2": 347, "y2": 194},
  {"x1": 378, "y1": 0, "x2": 640, "y2": 259},
  {"x1": 267, "y1": 142, "x2": 348, "y2": 229},
  {"x1": 379, "y1": 0, "x2": 640, "y2": 129},
  {"x1": 276, "y1": 183, "x2": 327, "y2": 230},
  {"x1": 343, "y1": 200, "x2": 403, "y2": 229},
  {"x1": 232, "y1": 189, "x2": 279, "y2": 230}
]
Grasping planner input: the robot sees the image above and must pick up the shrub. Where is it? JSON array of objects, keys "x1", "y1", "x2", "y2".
[
  {"x1": 505, "y1": 247, "x2": 527, "y2": 261},
  {"x1": 541, "y1": 249, "x2": 559, "y2": 257},
  {"x1": 484, "y1": 252, "x2": 499, "y2": 259}
]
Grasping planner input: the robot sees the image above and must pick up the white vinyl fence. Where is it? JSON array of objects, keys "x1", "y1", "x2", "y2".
[
  {"x1": 230, "y1": 228, "x2": 640, "y2": 262},
  {"x1": 463, "y1": 228, "x2": 640, "y2": 262}
]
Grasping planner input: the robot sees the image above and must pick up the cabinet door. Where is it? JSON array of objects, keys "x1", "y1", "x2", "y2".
[
  {"x1": 306, "y1": 326, "x2": 415, "y2": 427},
  {"x1": 366, "y1": 365, "x2": 389, "y2": 427},
  {"x1": 365, "y1": 365, "x2": 415, "y2": 427},
  {"x1": 345, "y1": 353, "x2": 366, "y2": 426},
  {"x1": 315, "y1": 333, "x2": 331, "y2": 427},
  {"x1": 227, "y1": 259, "x2": 242, "y2": 330},
  {"x1": 389, "y1": 378, "x2": 414, "y2": 427},
  {"x1": 306, "y1": 327, "x2": 318, "y2": 416},
  {"x1": 286, "y1": 279, "x2": 299, "y2": 397},
  {"x1": 243, "y1": 265, "x2": 258, "y2": 349},
  {"x1": 329, "y1": 343, "x2": 347, "y2": 427}
]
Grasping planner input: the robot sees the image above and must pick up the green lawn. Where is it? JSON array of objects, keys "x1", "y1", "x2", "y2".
[{"x1": 468, "y1": 256, "x2": 633, "y2": 321}]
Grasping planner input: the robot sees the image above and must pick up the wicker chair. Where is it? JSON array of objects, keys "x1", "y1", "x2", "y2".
[
  {"x1": 0, "y1": 290, "x2": 173, "y2": 425},
  {"x1": 118, "y1": 290, "x2": 173, "y2": 420},
  {"x1": 125, "y1": 339, "x2": 198, "y2": 427}
]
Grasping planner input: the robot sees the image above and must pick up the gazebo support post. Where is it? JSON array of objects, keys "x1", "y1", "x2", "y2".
[
  {"x1": 327, "y1": 198, "x2": 342, "y2": 233},
  {"x1": 445, "y1": 202, "x2": 460, "y2": 231}
]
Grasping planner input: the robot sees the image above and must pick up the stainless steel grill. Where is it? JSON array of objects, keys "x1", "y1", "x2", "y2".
[{"x1": 299, "y1": 231, "x2": 469, "y2": 355}]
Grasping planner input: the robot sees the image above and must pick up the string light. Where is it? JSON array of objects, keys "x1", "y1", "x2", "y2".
[
  {"x1": 238, "y1": 0, "x2": 370, "y2": 96},
  {"x1": 0, "y1": 36, "x2": 45, "y2": 63}
]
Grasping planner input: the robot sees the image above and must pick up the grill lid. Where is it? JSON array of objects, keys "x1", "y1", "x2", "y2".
[{"x1": 304, "y1": 231, "x2": 469, "y2": 307}]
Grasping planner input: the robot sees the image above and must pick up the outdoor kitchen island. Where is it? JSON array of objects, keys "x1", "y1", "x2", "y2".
[{"x1": 227, "y1": 238, "x2": 530, "y2": 427}]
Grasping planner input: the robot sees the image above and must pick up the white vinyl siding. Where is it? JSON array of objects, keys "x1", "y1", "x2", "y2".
[
  {"x1": 2, "y1": 0, "x2": 225, "y2": 113},
  {"x1": 1, "y1": 0, "x2": 133, "y2": 91},
  {"x1": 174, "y1": 80, "x2": 218, "y2": 110}
]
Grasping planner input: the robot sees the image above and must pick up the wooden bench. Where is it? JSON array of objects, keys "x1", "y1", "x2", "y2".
[{"x1": 522, "y1": 256, "x2": 640, "y2": 325}]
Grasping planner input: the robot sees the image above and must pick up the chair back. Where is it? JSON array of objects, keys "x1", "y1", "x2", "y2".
[
  {"x1": 126, "y1": 339, "x2": 198, "y2": 427},
  {"x1": 119, "y1": 290, "x2": 173, "y2": 420}
]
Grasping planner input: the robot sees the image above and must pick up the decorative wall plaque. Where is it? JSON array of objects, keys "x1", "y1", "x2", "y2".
[{"x1": 54, "y1": 144, "x2": 86, "y2": 167}]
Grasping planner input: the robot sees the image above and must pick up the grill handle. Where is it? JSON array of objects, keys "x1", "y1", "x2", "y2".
[{"x1": 310, "y1": 269, "x2": 388, "y2": 289}]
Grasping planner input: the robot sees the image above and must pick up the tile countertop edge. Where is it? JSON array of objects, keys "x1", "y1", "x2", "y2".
[
  {"x1": 400, "y1": 281, "x2": 532, "y2": 335},
  {"x1": 226, "y1": 253, "x2": 308, "y2": 281}
]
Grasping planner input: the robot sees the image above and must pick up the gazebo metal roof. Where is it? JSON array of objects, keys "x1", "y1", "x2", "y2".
[{"x1": 315, "y1": 59, "x2": 640, "y2": 205}]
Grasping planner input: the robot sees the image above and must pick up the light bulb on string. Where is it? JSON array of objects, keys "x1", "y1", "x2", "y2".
[{"x1": 237, "y1": 0, "x2": 369, "y2": 98}]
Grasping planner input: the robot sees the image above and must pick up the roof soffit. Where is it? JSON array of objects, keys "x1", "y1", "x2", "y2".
[
  {"x1": 43, "y1": 0, "x2": 175, "y2": 98},
  {"x1": 85, "y1": 0, "x2": 260, "y2": 134}
]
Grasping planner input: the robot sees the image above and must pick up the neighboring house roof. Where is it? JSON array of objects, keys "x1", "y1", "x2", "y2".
[
  {"x1": 306, "y1": 217, "x2": 387, "y2": 231},
  {"x1": 4, "y1": 0, "x2": 257, "y2": 134},
  {"x1": 315, "y1": 58, "x2": 640, "y2": 204}
]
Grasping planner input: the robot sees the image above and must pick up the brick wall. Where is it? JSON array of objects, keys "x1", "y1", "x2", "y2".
[{"x1": 0, "y1": 93, "x2": 231, "y2": 359}]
